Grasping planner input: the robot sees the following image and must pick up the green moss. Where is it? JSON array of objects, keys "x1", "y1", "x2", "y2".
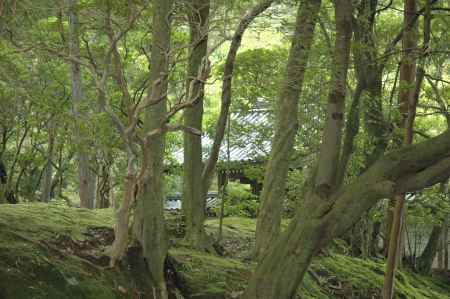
[
  {"x1": 0, "y1": 203, "x2": 139, "y2": 299},
  {"x1": 318, "y1": 254, "x2": 450, "y2": 299},
  {"x1": 1, "y1": 206, "x2": 449, "y2": 299},
  {"x1": 170, "y1": 247, "x2": 250, "y2": 298}
]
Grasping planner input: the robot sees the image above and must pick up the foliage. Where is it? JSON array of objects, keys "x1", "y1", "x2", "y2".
[{"x1": 216, "y1": 182, "x2": 259, "y2": 218}]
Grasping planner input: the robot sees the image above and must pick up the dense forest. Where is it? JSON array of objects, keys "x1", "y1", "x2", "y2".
[{"x1": 0, "y1": 0, "x2": 449, "y2": 298}]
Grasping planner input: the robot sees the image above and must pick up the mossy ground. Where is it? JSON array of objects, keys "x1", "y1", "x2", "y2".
[
  {"x1": 0, "y1": 203, "x2": 142, "y2": 299},
  {"x1": 0, "y1": 204, "x2": 449, "y2": 299}
]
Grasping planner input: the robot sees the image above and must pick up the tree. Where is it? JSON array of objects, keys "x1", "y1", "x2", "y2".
[
  {"x1": 383, "y1": 0, "x2": 418, "y2": 297},
  {"x1": 139, "y1": 0, "x2": 173, "y2": 295},
  {"x1": 183, "y1": 0, "x2": 275, "y2": 250},
  {"x1": 182, "y1": 0, "x2": 212, "y2": 250},
  {"x1": 40, "y1": 119, "x2": 55, "y2": 202},
  {"x1": 67, "y1": 0, "x2": 96, "y2": 209},
  {"x1": 254, "y1": 0, "x2": 322, "y2": 261}
]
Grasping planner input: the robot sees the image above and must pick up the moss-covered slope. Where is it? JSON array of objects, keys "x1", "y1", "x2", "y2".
[
  {"x1": 0, "y1": 203, "x2": 140, "y2": 299},
  {"x1": 0, "y1": 204, "x2": 449, "y2": 299}
]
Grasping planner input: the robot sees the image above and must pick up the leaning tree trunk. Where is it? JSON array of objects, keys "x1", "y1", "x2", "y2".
[
  {"x1": 68, "y1": 0, "x2": 96, "y2": 209},
  {"x1": 241, "y1": 129, "x2": 450, "y2": 299},
  {"x1": 254, "y1": 0, "x2": 321, "y2": 261},
  {"x1": 243, "y1": 1, "x2": 353, "y2": 297},
  {"x1": 182, "y1": 0, "x2": 211, "y2": 250}
]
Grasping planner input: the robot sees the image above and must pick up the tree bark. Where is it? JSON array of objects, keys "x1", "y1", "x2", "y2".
[
  {"x1": 243, "y1": 0, "x2": 353, "y2": 297},
  {"x1": 417, "y1": 225, "x2": 442, "y2": 274},
  {"x1": 40, "y1": 119, "x2": 55, "y2": 202},
  {"x1": 254, "y1": 0, "x2": 321, "y2": 261},
  {"x1": 243, "y1": 127, "x2": 450, "y2": 299},
  {"x1": 182, "y1": 0, "x2": 211, "y2": 250},
  {"x1": 383, "y1": 0, "x2": 418, "y2": 297},
  {"x1": 138, "y1": 1, "x2": 173, "y2": 297},
  {"x1": 182, "y1": 0, "x2": 275, "y2": 251},
  {"x1": 68, "y1": 0, "x2": 96, "y2": 209}
]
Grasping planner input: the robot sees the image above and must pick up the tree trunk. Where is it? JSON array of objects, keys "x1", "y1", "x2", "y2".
[
  {"x1": 417, "y1": 225, "x2": 442, "y2": 274},
  {"x1": 201, "y1": 0, "x2": 275, "y2": 193},
  {"x1": 444, "y1": 221, "x2": 449, "y2": 270},
  {"x1": 383, "y1": 0, "x2": 417, "y2": 297},
  {"x1": 138, "y1": 1, "x2": 173, "y2": 297},
  {"x1": 40, "y1": 120, "x2": 55, "y2": 202},
  {"x1": 242, "y1": 128, "x2": 450, "y2": 299},
  {"x1": 182, "y1": 0, "x2": 275, "y2": 251},
  {"x1": 68, "y1": 0, "x2": 96, "y2": 209},
  {"x1": 444, "y1": 217, "x2": 449, "y2": 270},
  {"x1": 0, "y1": 160, "x2": 6, "y2": 204},
  {"x1": 371, "y1": 220, "x2": 382, "y2": 256},
  {"x1": 96, "y1": 156, "x2": 111, "y2": 209},
  {"x1": 383, "y1": 193, "x2": 407, "y2": 299},
  {"x1": 254, "y1": 0, "x2": 321, "y2": 261},
  {"x1": 243, "y1": 1, "x2": 353, "y2": 297},
  {"x1": 182, "y1": 0, "x2": 211, "y2": 250}
]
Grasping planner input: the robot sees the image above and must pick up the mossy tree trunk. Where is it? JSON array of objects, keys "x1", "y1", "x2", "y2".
[
  {"x1": 182, "y1": 0, "x2": 211, "y2": 250},
  {"x1": 243, "y1": 128, "x2": 450, "y2": 299},
  {"x1": 243, "y1": 0, "x2": 450, "y2": 295},
  {"x1": 140, "y1": 1, "x2": 173, "y2": 297},
  {"x1": 243, "y1": 0, "x2": 353, "y2": 297},
  {"x1": 254, "y1": 0, "x2": 321, "y2": 261}
]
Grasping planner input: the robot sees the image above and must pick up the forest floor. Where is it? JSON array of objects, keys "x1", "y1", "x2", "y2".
[{"x1": 0, "y1": 203, "x2": 449, "y2": 299}]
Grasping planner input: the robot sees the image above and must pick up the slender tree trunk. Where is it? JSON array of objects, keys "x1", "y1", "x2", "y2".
[
  {"x1": 336, "y1": 82, "x2": 362, "y2": 186},
  {"x1": 444, "y1": 218, "x2": 449, "y2": 270},
  {"x1": 383, "y1": 0, "x2": 417, "y2": 297},
  {"x1": 201, "y1": 0, "x2": 275, "y2": 194},
  {"x1": 96, "y1": 156, "x2": 111, "y2": 209},
  {"x1": 68, "y1": 0, "x2": 96, "y2": 209},
  {"x1": 0, "y1": 160, "x2": 6, "y2": 204},
  {"x1": 183, "y1": 0, "x2": 274, "y2": 250},
  {"x1": 243, "y1": 1, "x2": 353, "y2": 297},
  {"x1": 384, "y1": 194, "x2": 407, "y2": 298},
  {"x1": 254, "y1": 0, "x2": 321, "y2": 261},
  {"x1": 40, "y1": 120, "x2": 55, "y2": 202},
  {"x1": 182, "y1": 0, "x2": 211, "y2": 250},
  {"x1": 371, "y1": 220, "x2": 382, "y2": 256},
  {"x1": 417, "y1": 225, "x2": 442, "y2": 274}
]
